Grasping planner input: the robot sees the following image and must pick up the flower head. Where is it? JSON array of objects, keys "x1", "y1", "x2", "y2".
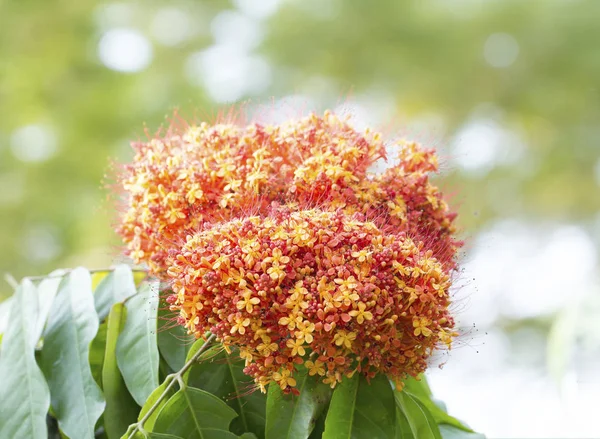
[{"x1": 117, "y1": 110, "x2": 462, "y2": 393}]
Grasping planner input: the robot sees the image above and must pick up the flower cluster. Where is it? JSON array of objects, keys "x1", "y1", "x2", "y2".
[
  {"x1": 116, "y1": 110, "x2": 461, "y2": 393},
  {"x1": 167, "y1": 209, "x2": 456, "y2": 393},
  {"x1": 117, "y1": 111, "x2": 459, "y2": 276}
]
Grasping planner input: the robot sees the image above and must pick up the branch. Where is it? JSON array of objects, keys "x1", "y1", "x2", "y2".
[
  {"x1": 3, "y1": 273, "x2": 19, "y2": 290},
  {"x1": 21, "y1": 267, "x2": 149, "y2": 282},
  {"x1": 126, "y1": 333, "x2": 217, "y2": 438}
]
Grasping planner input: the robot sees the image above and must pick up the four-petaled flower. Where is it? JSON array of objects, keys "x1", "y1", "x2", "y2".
[
  {"x1": 273, "y1": 369, "x2": 297, "y2": 390},
  {"x1": 334, "y1": 331, "x2": 357, "y2": 349},
  {"x1": 236, "y1": 290, "x2": 261, "y2": 313},
  {"x1": 413, "y1": 317, "x2": 433, "y2": 337},
  {"x1": 348, "y1": 302, "x2": 373, "y2": 324},
  {"x1": 305, "y1": 360, "x2": 326, "y2": 376},
  {"x1": 286, "y1": 338, "x2": 306, "y2": 357}
]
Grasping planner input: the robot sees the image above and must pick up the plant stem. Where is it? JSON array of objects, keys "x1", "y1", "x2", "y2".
[
  {"x1": 22, "y1": 267, "x2": 149, "y2": 282},
  {"x1": 127, "y1": 333, "x2": 216, "y2": 439},
  {"x1": 3, "y1": 273, "x2": 19, "y2": 290}
]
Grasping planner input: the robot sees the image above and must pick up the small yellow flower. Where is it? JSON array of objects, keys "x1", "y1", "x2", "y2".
[
  {"x1": 322, "y1": 372, "x2": 342, "y2": 388},
  {"x1": 272, "y1": 369, "x2": 297, "y2": 390},
  {"x1": 257, "y1": 341, "x2": 278, "y2": 357},
  {"x1": 295, "y1": 321, "x2": 316, "y2": 343},
  {"x1": 230, "y1": 317, "x2": 250, "y2": 335},
  {"x1": 348, "y1": 302, "x2": 373, "y2": 324},
  {"x1": 286, "y1": 338, "x2": 306, "y2": 357},
  {"x1": 305, "y1": 360, "x2": 325, "y2": 376},
  {"x1": 278, "y1": 315, "x2": 302, "y2": 330},
  {"x1": 333, "y1": 330, "x2": 356, "y2": 349},
  {"x1": 236, "y1": 290, "x2": 260, "y2": 313},
  {"x1": 351, "y1": 249, "x2": 372, "y2": 263},
  {"x1": 413, "y1": 317, "x2": 432, "y2": 337},
  {"x1": 164, "y1": 208, "x2": 186, "y2": 224}
]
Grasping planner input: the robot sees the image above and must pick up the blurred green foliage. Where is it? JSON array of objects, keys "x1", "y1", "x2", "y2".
[{"x1": 1, "y1": 0, "x2": 599, "y2": 298}]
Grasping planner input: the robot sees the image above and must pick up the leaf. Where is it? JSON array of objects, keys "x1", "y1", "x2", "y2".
[
  {"x1": 403, "y1": 377, "x2": 473, "y2": 433},
  {"x1": 307, "y1": 408, "x2": 328, "y2": 439},
  {"x1": 402, "y1": 375, "x2": 432, "y2": 400},
  {"x1": 395, "y1": 406, "x2": 414, "y2": 439},
  {"x1": 157, "y1": 300, "x2": 193, "y2": 372},
  {"x1": 89, "y1": 320, "x2": 108, "y2": 389},
  {"x1": 0, "y1": 280, "x2": 50, "y2": 438},
  {"x1": 322, "y1": 373, "x2": 396, "y2": 439},
  {"x1": 266, "y1": 370, "x2": 332, "y2": 439},
  {"x1": 94, "y1": 265, "x2": 138, "y2": 321},
  {"x1": 149, "y1": 434, "x2": 185, "y2": 439},
  {"x1": 547, "y1": 304, "x2": 578, "y2": 385},
  {"x1": 439, "y1": 425, "x2": 486, "y2": 439},
  {"x1": 39, "y1": 268, "x2": 106, "y2": 439},
  {"x1": 183, "y1": 337, "x2": 209, "y2": 368},
  {"x1": 0, "y1": 295, "x2": 13, "y2": 336},
  {"x1": 152, "y1": 386, "x2": 241, "y2": 438},
  {"x1": 187, "y1": 347, "x2": 266, "y2": 438},
  {"x1": 394, "y1": 390, "x2": 441, "y2": 439},
  {"x1": 137, "y1": 379, "x2": 176, "y2": 432},
  {"x1": 103, "y1": 303, "x2": 141, "y2": 438},
  {"x1": 33, "y1": 269, "x2": 65, "y2": 345},
  {"x1": 117, "y1": 280, "x2": 160, "y2": 406}
]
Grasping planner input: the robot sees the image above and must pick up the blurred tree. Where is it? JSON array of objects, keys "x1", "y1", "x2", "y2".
[
  {"x1": 0, "y1": 0, "x2": 223, "y2": 292},
  {"x1": 1, "y1": 0, "x2": 599, "y2": 298},
  {"x1": 261, "y1": 0, "x2": 600, "y2": 229}
]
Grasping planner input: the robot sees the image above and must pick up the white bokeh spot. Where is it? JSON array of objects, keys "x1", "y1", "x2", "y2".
[
  {"x1": 150, "y1": 7, "x2": 192, "y2": 47},
  {"x1": 10, "y1": 124, "x2": 58, "y2": 163},
  {"x1": 484, "y1": 33, "x2": 519, "y2": 68},
  {"x1": 21, "y1": 224, "x2": 62, "y2": 263},
  {"x1": 211, "y1": 10, "x2": 263, "y2": 51},
  {"x1": 233, "y1": 0, "x2": 281, "y2": 20},
  {"x1": 185, "y1": 45, "x2": 271, "y2": 103},
  {"x1": 452, "y1": 119, "x2": 525, "y2": 175},
  {"x1": 98, "y1": 28, "x2": 153, "y2": 73}
]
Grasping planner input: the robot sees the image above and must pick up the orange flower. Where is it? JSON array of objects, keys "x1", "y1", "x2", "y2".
[{"x1": 119, "y1": 110, "x2": 461, "y2": 393}]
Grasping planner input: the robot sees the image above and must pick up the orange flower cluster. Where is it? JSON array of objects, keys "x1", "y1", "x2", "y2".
[
  {"x1": 116, "y1": 110, "x2": 461, "y2": 392},
  {"x1": 117, "y1": 111, "x2": 459, "y2": 276},
  {"x1": 167, "y1": 209, "x2": 456, "y2": 392}
]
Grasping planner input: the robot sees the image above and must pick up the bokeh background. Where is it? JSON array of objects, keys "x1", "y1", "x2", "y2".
[{"x1": 1, "y1": 0, "x2": 599, "y2": 437}]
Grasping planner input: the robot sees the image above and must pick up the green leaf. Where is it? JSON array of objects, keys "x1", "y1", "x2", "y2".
[
  {"x1": 547, "y1": 304, "x2": 578, "y2": 386},
  {"x1": 39, "y1": 268, "x2": 106, "y2": 439},
  {"x1": 95, "y1": 265, "x2": 137, "y2": 321},
  {"x1": 89, "y1": 320, "x2": 108, "y2": 389},
  {"x1": 266, "y1": 370, "x2": 332, "y2": 439},
  {"x1": 402, "y1": 375, "x2": 432, "y2": 400},
  {"x1": 0, "y1": 280, "x2": 50, "y2": 438},
  {"x1": 157, "y1": 300, "x2": 192, "y2": 372},
  {"x1": 0, "y1": 295, "x2": 13, "y2": 337},
  {"x1": 403, "y1": 377, "x2": 473, "y2": 433},
  {"x1": 33, "y1": 269, "x2": 65, "y2": 345},
  {"x1": 307, "y1": 407, "x2": 328, "y2": 439},
  {"x1": 117, "y1": 280, "x2": 160, "y2": 406},
  {"x1": 103, "y1": 303, "x2": 141, "y2": 438},
  {"x1": 137, "y1": 379, "x2": 176, "y2": 432},
  {"x1": 187, "y1": 347, "x2": 266, "y2": 438},
  {"x1": 439, "y1": 425, "x2": 486, "y2": 439},
  {"x1": 152, "y1": 386, "x2": 241, "y2": 438},
  {"x1": 395, "y1": 406, "x2": 414, "y2": 439},
  {"x1": 394, "y1": 390, "x2": 441, "y2": 439},
  {"x1": 149, "y1": 434, "x2": 185, "y2": 439},
  {"x1": 183, "y1": 337, "x2": 209, "y2": 369},
  {"x1": 323, "y1": 373, "x2": 396, "y2": 439}
]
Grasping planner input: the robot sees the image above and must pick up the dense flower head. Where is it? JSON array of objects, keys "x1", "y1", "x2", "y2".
[
  {"x1": 117, "y1": 111, "x2": 460, "y2": 276},
  {"x1": 116, "y1": 109, "x2": 462, "y2": 392},
  {"x1": 167, "y1": 208, "x2": 456, "y2": 392}
]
